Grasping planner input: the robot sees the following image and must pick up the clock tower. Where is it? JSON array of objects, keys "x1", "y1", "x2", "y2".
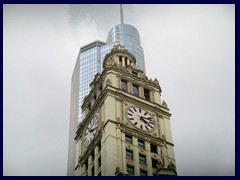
[{"x1": 74, "y1": 45, "x2": 177, "y2": 176}]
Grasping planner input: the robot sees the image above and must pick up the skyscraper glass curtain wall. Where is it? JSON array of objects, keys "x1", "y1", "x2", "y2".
[{"x1": 77, "y1": 24, "x2": 145, "y2": 121}]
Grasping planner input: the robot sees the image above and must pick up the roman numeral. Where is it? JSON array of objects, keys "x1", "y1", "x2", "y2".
[
  {"x1": 134, "y1": 122, "x2": 138, "y2": 125},
  {"x1": 133, "y1": 108, "x2": 137, "y2": 112},
  {"x1": 149, "y1": 121, "x2": 155, "y2": 124},
  {"x1": 144, "y1": 112, "x2": 147, "y2": 116},
  {"x1": 139, "y1": 109, "x2": 141, "y2": 113},
  {"x1": 145, "y1": 125, "x2": 149, "y2": 130},
  {"x1": 140, "y1": 125, "x2": 143, "y2": 129},
  {"x1": 129, "y1": 109, "x2": 133, "y2": 113},
  {"x1": 127, "y1": 113, "x2": 133, "y2": 116}
]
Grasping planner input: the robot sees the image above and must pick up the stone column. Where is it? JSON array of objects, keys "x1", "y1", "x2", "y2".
[
  {"x1": 145, "y1": 141, "x2": 153, "y2": 175},
  {"x1": 122, "y1": 56, "x2": 125, "y2": 67},
  {"x1": 122, "y1": 133, "x2": 127, "y2": 173},
  {"x1": 88, "y1": 154, "x2": 93, "y2": 175},
  {"x1": 132, "y1": 136, "x2": 140, "y2": 175},
  {"x1": 94, "y1": 146, "x2": 99, "y2": 175},
  {"x1": 82, "y1": 163, "x2": 86, "y2": 176}
]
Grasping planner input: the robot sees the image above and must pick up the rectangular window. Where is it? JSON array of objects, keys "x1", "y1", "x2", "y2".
[
  {"x1": 151, "y1": 144, "x2": 158, "y2": 153},
  {"x1": 126, "y1": 149, "x2": 133, "y2": 160},
  {"x1": 138, "y1": 139, "x2": 145, "y2": 149},
  {"x1": 98, "y1": 142, "x2": 101, "y2": 152},
  {"x1": 98, "y1": 157, "x2": 101, "y2": 168},
  {"x1": 119, "y1": 56, "x2": 122, "y2": 65},
  {"x1": 132, "y1": 71, "x2": 138, "y2": 77},
  {"x1": 91, "y1": 166, "x2": 95, "y2": 176},
  {"x1": 125, "y1": 135, "x2": 132, "y2": 144},
  {"x1": 127, "y1": 165, "x2": 134, "y2": 175},
  {"x1": 140, "y1": 170, "x2": 147, "y2": 176},
  {"x1": 125, "y1": 58, "x2": 128, "y2": 66},
  {"x1": 133, "y1": 84, "x2": 139, "y2": 96},
  {"x1": 152, "y1": 158, "x2": 158, "y2": 169},
  {"x1": 139, "y1": 154, "x2": 146, "y2": 165},
  {"x1": 121, "y1": 79, "x2": 127, "y2": 91},
  {"x1": 144, "y1": 88, "x2": 150, "y2": 101}
]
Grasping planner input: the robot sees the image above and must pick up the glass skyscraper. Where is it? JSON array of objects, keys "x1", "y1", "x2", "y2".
[{"x1": 67, "y1": 7, "x2": 145, "y2": 176}]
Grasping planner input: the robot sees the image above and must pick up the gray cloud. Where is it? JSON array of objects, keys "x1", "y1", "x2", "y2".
[{"x1": 3, "y1": 4, "x2": 235, "y2": 176}]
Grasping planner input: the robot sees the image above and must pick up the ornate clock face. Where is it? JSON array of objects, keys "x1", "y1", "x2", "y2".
[
  {"x1": 83, "y1": 116, "x2": 99, "y2": 149},
  {"x1": 126, "y1": 106, "x2": 156, "y2": 131}
]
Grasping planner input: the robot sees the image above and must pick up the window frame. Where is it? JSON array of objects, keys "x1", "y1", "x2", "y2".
[
  {"x1": 125, "y1": 135, "x2": 132, "y2": 144},
  {"x1": 127, "y1": 165, "x2": 134, "y2": 175},
  {"x1": 132, "y1": 71, "x2": 138, "y2": 77},
  {"x1": 139, "y1": 154, "x2": 146, "y2": 165},
  {"x1": 126, "y1": 149, "x2": 133, "y2": 160},
  {"x1": 140, "y1": 170, "x2": 147, "y2": 176},
  {"x1": 144, "y1": 88, "x2": 150, "y2": 101},
  {"x1": 152, "y1": 158, "x2": 158, "y2": 169},
  {"x1": 150, "y1": 144, "x2": 158, "y2": 154},
  {"x1": 121, "y1": 79, "x2": 128, "y2": 91},
  {"x1": 132, "y1": 84, "x2": 139, "y2": 96},
  {"x1": 138, "y1": 139, "x2": 145, "y2": 149}
]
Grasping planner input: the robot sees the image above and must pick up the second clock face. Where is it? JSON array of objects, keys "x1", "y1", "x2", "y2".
[
  {"x1": 83, "y1": 116, "x2": 99, "y2": 149},
  {"x1": 126, "y1": 106, "x2": 156, "y2": 131}
]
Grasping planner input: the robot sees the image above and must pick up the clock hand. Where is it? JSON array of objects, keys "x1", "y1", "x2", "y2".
[
  {"x1": 138, "y1": 116, "x2": 151, "y2": 126},
  {"x1": 141, "y1": 116, "x2": 152, "y2": 120},
  {"x1": 89, "y1": 126, "x2": 98, "y2": 132}
]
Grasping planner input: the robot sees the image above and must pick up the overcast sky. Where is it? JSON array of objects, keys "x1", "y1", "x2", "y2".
[{"x1": 3, "y1": 4, "x2": 235, "y2": 176}]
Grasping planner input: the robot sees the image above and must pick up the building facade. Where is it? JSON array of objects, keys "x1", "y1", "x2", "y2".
[
  {"x1": 67, "y1": 22, "x2": 146, "y2": 175},
  {"x1": 74, "y1": 45, "x2": 177, "y2": 176}
]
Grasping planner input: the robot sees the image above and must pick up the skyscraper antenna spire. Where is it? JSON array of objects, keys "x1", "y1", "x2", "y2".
[{"x1": 120, "y1": 4, "x2": 124, "y2": 24}]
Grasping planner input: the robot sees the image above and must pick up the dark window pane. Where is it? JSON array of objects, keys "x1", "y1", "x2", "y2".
[
  {"x1": 133, "y1": 84, "x2": 139, "y2": 96},
  {"x1": 152, "y1": 158, "x2": 158, "y2": 168},
  {"x1": 138, "y1": 139, "x2": 145, "y2": 149},
  {"x1": 91, "y1": 151, "x2": 94, "y2": 161},
  {"x1": 140, "y1": 170, "x2": 147, "y2": 176},
  {"x1": 121, "y1": 80, "x2": 127, "y2": 91},
  {"x1": 98, "y1": 142, "x2": 101, "y2": 152},
  {"x1": 91, "y1": 166, "x2": 94, "y2": 176},
  {"x1": 98, "y1": 157, "x2": 101, "y2": 168},
  {"x1": 151, "y1": 144, "x2": 157, "y2": 153},
  {"x1": 132, "y1": 71, "x2": 138, "y2": 77},
  {"x1": 119, "y1": 56, "x2": 122, "y2": 65},
  {"x1": 126, "y1": 149, "x2": 133, "y2": 160},
  {"x1": 127, "y1": 165, "x2": 134, "y2": 175},
  {"x1": 139, "y1": 154, "x2": 146, "y2": 165},
  {"x1": 125, "y1": 135, "x2": 132, "y2": 144},
  {"x1": 144, "y1": 88, "x2": 150, "y2": 101}
]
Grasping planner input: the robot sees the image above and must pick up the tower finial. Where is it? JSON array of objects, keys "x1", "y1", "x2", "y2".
[{"x1": 120, "y1": 4, "x2": 124, "y2": 24}]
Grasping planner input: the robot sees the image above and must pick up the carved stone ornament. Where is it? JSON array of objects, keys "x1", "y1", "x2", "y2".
[
  {"x1": 167, "y1": 161, "x2": 176, "y2": 169},
  {"x1": 162, "y1": 100, "x2": 168, "y2": 108},
  {"x1": 106, "y1": 78, "x2": 112, "y2": 86},
  {"x1": 156, "y1": 160, "x2": 165, "y2": 169},
  {"x1": 116, "y1": 124, "x2": 121, "y2": 129},
  {"x1": 115, "y1": 116, "x2": 119, "y2": 121},
  {"x1": 154, "y1": 78, "x2": 159, "y2": 84}
]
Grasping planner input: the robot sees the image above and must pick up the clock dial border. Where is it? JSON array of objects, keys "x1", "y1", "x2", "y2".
[
  {"x1": 83, "y1": 115, "x2": 99, "y2": 149},
  {"x1": 125, "y1": 106, "x2": 156, "y2": 132}
]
